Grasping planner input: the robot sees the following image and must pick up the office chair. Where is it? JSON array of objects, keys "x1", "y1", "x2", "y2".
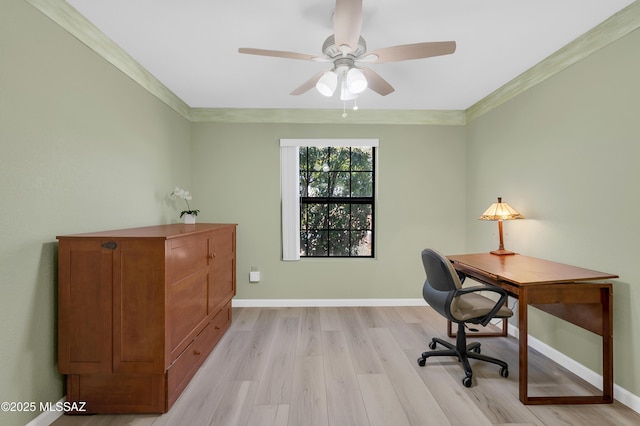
[{"x1": 417, "y1": 248, "x2": 513, "y2": 387}]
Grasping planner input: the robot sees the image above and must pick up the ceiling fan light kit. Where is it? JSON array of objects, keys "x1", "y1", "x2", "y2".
[
  {"x1": 316, "y1": 64, "x2": 367, "y2": 100},
  {"x1": 239, "y1": 0, "x2": 456, "y2": 109}
]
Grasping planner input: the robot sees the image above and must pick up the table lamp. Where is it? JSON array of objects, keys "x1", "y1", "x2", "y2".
[{"x1": 479, "y1": 197, "x2": 524, "y2": 255}]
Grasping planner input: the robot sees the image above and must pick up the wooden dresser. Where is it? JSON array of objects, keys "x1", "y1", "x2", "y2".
[{"x1": 56, "y1": 223, "x2": 236, "y2": 413}]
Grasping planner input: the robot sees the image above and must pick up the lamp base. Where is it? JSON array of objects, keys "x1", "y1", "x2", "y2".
[{"x1": 490, "y1": 249, "x2": 516, "y2": 256}]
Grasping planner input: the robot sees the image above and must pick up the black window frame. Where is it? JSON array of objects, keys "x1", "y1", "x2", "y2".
[{"x1": 299, "y1": 146, "x2": 375, "y2": 258}]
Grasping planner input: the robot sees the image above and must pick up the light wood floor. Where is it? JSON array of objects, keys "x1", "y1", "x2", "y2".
[{"x1": 53, "y1": 306, "x2": 640, "y2": 426}]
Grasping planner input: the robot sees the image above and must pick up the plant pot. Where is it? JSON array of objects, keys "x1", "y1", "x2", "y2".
[{"x1": 183, "y1": 214, "x2": 196, "y2": 224}]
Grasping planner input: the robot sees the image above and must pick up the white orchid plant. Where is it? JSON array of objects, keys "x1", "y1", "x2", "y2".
[{"x1": 170, "y1": 187, "x2": 200, "y2": 218}]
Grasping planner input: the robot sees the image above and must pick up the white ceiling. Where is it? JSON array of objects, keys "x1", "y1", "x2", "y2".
[{"x1": 65, "y1": 0, "x2": 634, "y2": 111}]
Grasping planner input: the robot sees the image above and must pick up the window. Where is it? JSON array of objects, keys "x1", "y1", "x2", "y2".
[
  {"x1": 299, "y1": 146, "x2": 375, "y2": 257},
  {"x1": 280, "y1": 139, "x2": 378, "y2": 261}
]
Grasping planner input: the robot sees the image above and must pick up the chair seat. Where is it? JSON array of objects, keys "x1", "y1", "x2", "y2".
[{"x1": 452, "y1": 292, "x2": 513, "y2": 322}]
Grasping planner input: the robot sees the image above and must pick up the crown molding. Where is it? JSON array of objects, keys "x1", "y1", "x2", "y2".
[
  {"x1": 189, "y1": 108, "x2": 465, "y2": 125},
  {"x1": 26, "y1": 0, "x2": 640, "y2": 125},
  {"x1": 466, "y1": 1, "x2": 640, "y2": 122}
]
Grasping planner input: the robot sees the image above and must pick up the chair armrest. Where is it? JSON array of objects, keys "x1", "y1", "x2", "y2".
[{"x1": 454, "y1": 286, "x2": 509, "y2": 327}]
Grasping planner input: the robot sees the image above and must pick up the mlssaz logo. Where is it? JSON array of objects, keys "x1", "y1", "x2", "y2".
[{"x1": 41, "y1": 401, "x2": 87, "y2": 412}]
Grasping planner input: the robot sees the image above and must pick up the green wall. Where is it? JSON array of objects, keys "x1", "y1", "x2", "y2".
[
  {"x1": 465, "y1": 27, "x2": 640, "y2": 394},
  {"x1": 0, "y1": 1, "x2": 192, "y2": 424},
  {"x1": 191, "y1": 123, "x2": 466, "y2": 300}
]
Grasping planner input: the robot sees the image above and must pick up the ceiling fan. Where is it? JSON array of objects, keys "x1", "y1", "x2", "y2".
[{"x1": 238, "y1": 0, "x2": 456, "y2": 100}]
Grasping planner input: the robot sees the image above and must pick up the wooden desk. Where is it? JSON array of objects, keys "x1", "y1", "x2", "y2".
[{"x1": 447, "y1": 253, "x2": 618, "y2": 405}]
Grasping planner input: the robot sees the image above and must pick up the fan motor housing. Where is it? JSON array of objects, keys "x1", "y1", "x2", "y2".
[{"x1": 322, "y1": 35, "x2": 367, "y2": 59}]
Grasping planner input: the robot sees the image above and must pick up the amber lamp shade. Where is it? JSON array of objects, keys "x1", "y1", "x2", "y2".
[{"x1": 478, "y1": 197, "x2": 524, "y2": 255}]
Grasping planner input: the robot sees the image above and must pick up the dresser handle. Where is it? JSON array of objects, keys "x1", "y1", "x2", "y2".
[
  {"x1": 194, "y1": 350, "x2": 201, "y2": 356},
  {"x1": 208, "y1": 253, "x2": 214, "y2": 259},
  {"x1": 214, "y1": 325, "x2": 221, "y2": 330}
]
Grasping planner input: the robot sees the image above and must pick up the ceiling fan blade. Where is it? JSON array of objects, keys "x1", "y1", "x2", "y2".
[
  {"x1": 238, "y1": 48, "x2": 327, "y2": 62},
  {"x1": 290, "y1": 71, "x2": 326, "y2": 96},
  {"x1": 362, "y1": 68, "x2": 394, "y2": 96},
  {"x1": 363, "y1": 41, "x2": 456, "y2": 64},
  {"x1": 333, "y1": 0, "x2": 363, "y2": 54}
]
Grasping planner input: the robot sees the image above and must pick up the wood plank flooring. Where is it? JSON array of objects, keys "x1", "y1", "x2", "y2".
[{"x1": 52, "y1": 306, "x2": 640, "y2": 426}]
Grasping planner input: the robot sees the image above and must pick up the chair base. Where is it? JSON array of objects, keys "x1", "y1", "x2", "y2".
[{"x1": 417, "y1": 324, "x2": 509, "y2": 387}]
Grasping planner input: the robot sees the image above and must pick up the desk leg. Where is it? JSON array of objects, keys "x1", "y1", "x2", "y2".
[
  {"x1": 519, "y1": 284, "x2": 613, "y2": 405},
  {"x1": 519, "y1": 287, "x2": 530, "y2": 404},
  {"x1": 602, "y1": 287, "x2": 614, "y2": 402}
]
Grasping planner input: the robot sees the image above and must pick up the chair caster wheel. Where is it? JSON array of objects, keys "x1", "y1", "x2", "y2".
[
  {"x1": 428, "y1": 341, "x2": 437, "y2": 350},
  {"x1": 471, "y1": 346, "x2": 481, "y2": 354},
  {"x1": 500, "y1": 367, "x2": 509, "y2": 378},
  {"x1": 462, "y1": 375, "x2": 472, "y2": 387},
  {"x1": 417, "y1": 357, "x2": 426, "y2": 367}
]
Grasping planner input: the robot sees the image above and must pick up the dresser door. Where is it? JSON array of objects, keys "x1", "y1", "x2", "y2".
[
  {"x1": 58, "y1": 239, "x2": 113, "y2": 374},
  {"x1": 208, "y1": 226, "x2": 236, "y2": 315},
  {"x1": 166, "y1": 234, "x2": 210, "y2": 363},
  {"x1": 112, "y1": 239, "x2": 165, "y2": 374}
]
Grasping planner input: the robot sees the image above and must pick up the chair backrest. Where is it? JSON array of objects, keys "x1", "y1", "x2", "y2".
[{"x1": 421, "y1": 248, "x2": 463, "y2": 322}]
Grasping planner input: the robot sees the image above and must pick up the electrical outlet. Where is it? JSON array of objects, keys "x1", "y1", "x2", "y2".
[{"x1": 249, "y1": 267, "x2": 260, "y2": 283}]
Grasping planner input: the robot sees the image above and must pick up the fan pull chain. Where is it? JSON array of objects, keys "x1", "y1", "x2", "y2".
[{"x1": 342, "y1": 98, "x2": 360, "y2": 117}]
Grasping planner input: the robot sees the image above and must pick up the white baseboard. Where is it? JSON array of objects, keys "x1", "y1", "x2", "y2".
[
  {"x1": 232, "y1": 298, "x2": 427, "y2": 307},
  {"x1": 25, "y1": 397, "x2": 65, "y2": 426}
]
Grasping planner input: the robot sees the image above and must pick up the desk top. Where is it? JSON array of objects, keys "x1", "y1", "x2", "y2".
[{"x1": 448, "y1": 253, "x2": 618, "y2": 286}]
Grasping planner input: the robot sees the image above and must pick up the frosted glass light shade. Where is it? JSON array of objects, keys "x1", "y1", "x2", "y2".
[
  {"x1": 316, "y1": 71, "x2": 338, "y2": 97},
  {"x1": 346, "y1": 67, "x2": 367, "y2": 94}
]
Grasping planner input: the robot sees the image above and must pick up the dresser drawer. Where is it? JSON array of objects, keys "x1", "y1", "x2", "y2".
[
  {"x1": 202, "y1": 300, "x2": 232, "y2": 355},
  {"x1": 166, "y1": 301, "x2": 231, "y2": 409}
]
